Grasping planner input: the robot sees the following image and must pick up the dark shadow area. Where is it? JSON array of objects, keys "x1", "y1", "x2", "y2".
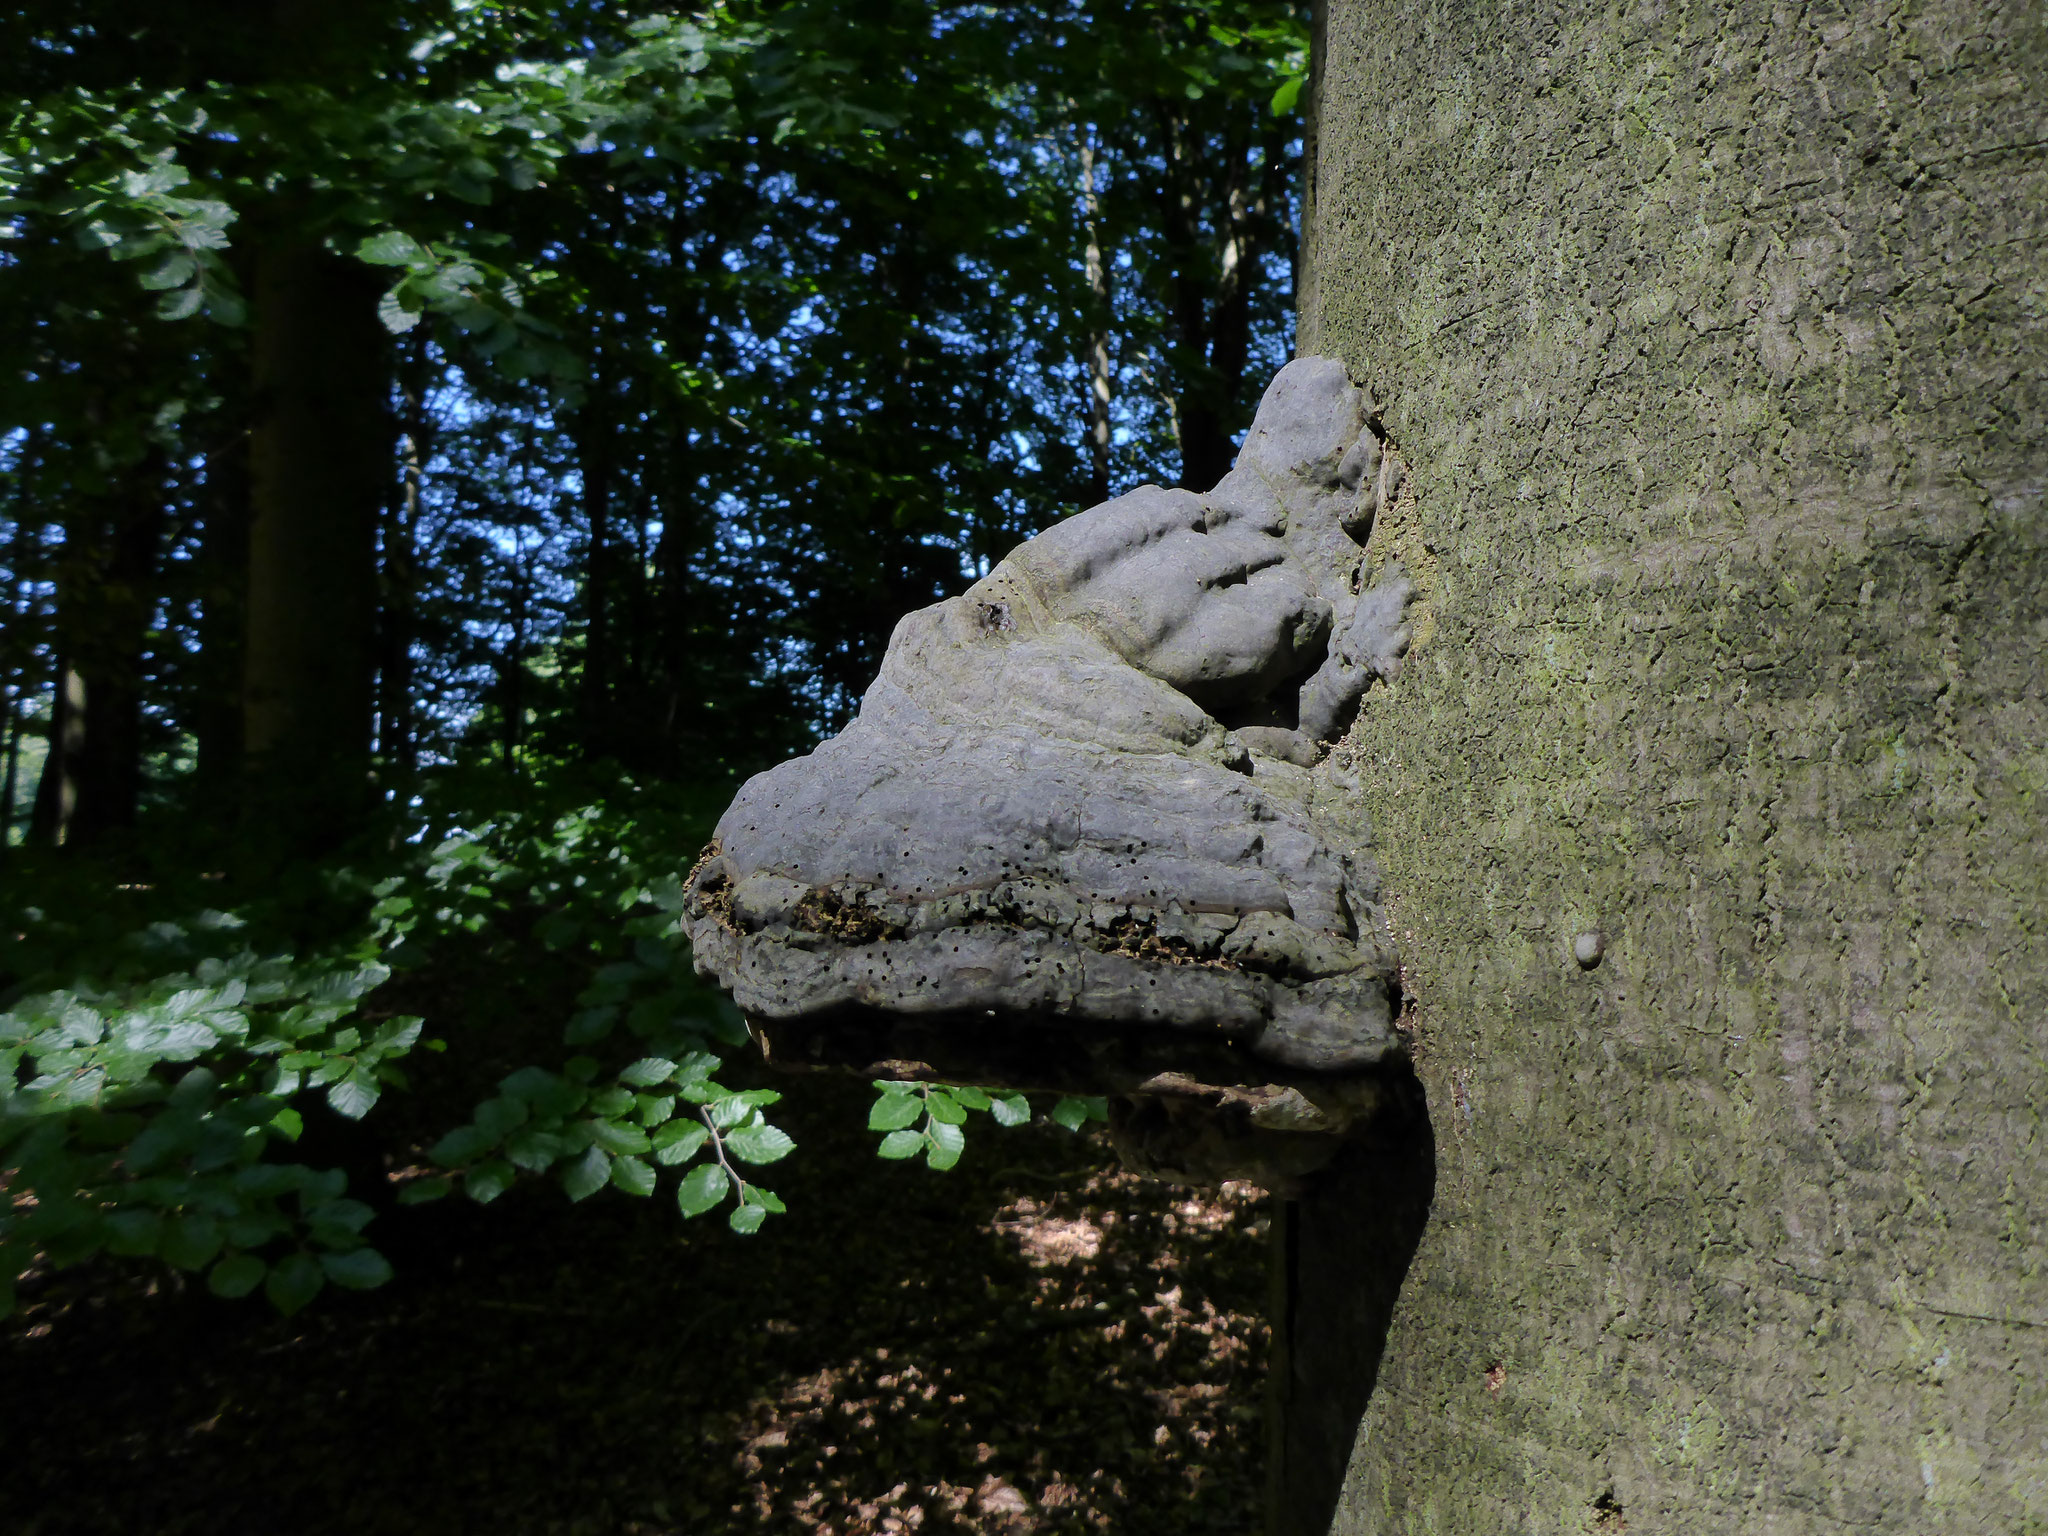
[
  {"x1": 0, "y1": 1074, "x2": 1272, "y2": 1536},
  {"x1": 1265, "y1": 1067, "x2": 1435, "y2": 1536}
]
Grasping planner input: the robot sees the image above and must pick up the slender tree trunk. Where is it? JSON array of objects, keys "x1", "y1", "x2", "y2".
[
  {"x1": 1081, "y1": 136, "x2": 1113, "y2": 507},
  {"x1": 28, "y1": 664, "x2": 83, "y2": 847},
  {"x1": 194, "y1": 426, "x2": 249, "y2": 812},
  {"x1": 1164, "y1": 116, "x2": 1257, "y2": 493},
  {"x1": 76, "y1": 454, "x2": 168, "y2": 841},
  {"x1": 501, "y1": 555, "x2": 529, "y2": 777},
  {"x1": 1, "y1": 703, "x2": 21, "y2": 850},
  {"x1": 242, "y1": 243, "x2": 389, "y2": 854},
  {"x1": 28, "y1": 438, "x2": 168, "y2": 846},
  {"x1": 1, "y1": 428, "x2": 42, "y2": 850},
  {"x1": 575, "y1": 361, "x2": 614, "y2": 757},
  {"x1": 379, "y1": 331, "x2": 430, "y2": 790},
  {"x1": 652, "y1": 200, "x2": 725, "y2": 768}
]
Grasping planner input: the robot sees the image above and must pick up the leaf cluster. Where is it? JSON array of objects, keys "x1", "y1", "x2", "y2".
[
  {"x1": 867, "y1": 1079, "x2": 1106, "y2": 1169},
  {"x1": 0, "y1": 937, "x2": 414, "y2": 1315}
]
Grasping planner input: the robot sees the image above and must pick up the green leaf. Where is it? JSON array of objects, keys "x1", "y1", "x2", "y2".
[
  {"x1": 162, "y1": 1214, "x2": 224, "y2": 1271},
  {"x1": 373, "y1": 1017, "x2": 423, "y2": 1052},
  {"x1": 561, "y1": 1145, "x2": 610, "y2": 1202},
  {"x1": 868, "y1": 1092, "x2": 923, "y2": 1131},
  {"x1": 103, "y1": 1209, "x2": 164, "y2": 1257},
  {"x1": 268, "y1": 1105, "x2": 304, "y2": 1141},
  {"x1": 377, "y1": 290, "x2": 422, "y2": 334},
  {"x1": 1270, "y1": 75, "x2": 1305, "y2": 116},
  {"x1": 156, "y1": 285, "x2": 203, "y2": 322},
  {"x1": 925, "y1": 1090, "x2": 968, "y2": 1126},
  {"x1": 358, "y1": 231, "x2": 427, "y2": 266},
  {"x1": 139, "y1": 251, "x2": 197, "y2": 291},
  {"x1": 306, "y1": 1168, "x2": 347, "y2": 1202},
  {"x1": 728, "y1": 1202, "x2": 765, "y2": 1234},
  {"x1": 588, "y1": 1118, "x2": 651, "y2": 1155},
  {"x1": 877, "y1": 1128, "x2": 925, "y2": 1160},
  {"x1": 474, "y1": 1095, "x2": 528, "y2": 1140},
  {"x1": 265, "y1": 1251, "x2": 325, "y2": 1315},
  {"x1": 465, "y1": 1157, "x2": 516, "y2": 1203},
  {"x1": 499, "y1": 1066, "x2": 560, "y2": 1101},
  {"x1": 588, "y1": 1085, "x2": 634, "y2": 1118},
  {"x1": 674, "y1": 1051, "x2": 719, "y2": 1083},
  {"x1": 563, "y1": 1006, "x2": 616, "y2": 1044},
  {"x1": 724, "y1": 1123, "x2": 794, "y2": 1165},
  {"x1": 327, "y1": 1069, "x2": 380, "y2": 1119},
  {"x1": 319, "y1": 1246, "x2": 394, "y2": 1290},
  {"x1": 618, "y1": 1056, "x2": 677, "y2": 1086},
  {"x1": 650, "y1": 1120, "x2": 708, "y2": 1166},
  {"x1": 208, "y1": 1252, "x2": 267, "y2": 1299},
  {"x1": 226, "y1": 1211, "x2": 287, "y2": 1249},
  {"x1": 431, "y1": 1123, "x2": 493, "y2": 1166},
  {"x1": 202, "y1": 281, "x2": 248, "y2": 328},
  {"x1": 503, "y1": 1126, "x2": 569, "y2": 1172},
  {"x1": 706, "y1": 1093, "x2": 756, "y2": 1129},
  {"x1": 674, "y1": 1162, "x2": 728, "y2": 1217},
  {"x1": 751, "y1": 1187, "x2": 786, "y2": 1214},
  {"x1": 610, "y1": 1153, "x2": 656, "y2": 1196},
  {"x1": 926, "y1": 1118, "x2": 966, "y2": 1170},
  {"x1": 305, "y1": 1198, "x2": 375, "y2": 1236},
  {"x1": 396, "y1": 1175, "x2": 453, "y2": 1205},
  {"x1": 1051, "y1": 1096, "x2": 1106, "y2": 1132},
  {"x1": 991, "y1": 1093, "x2": 1030, "y2": 1128}
]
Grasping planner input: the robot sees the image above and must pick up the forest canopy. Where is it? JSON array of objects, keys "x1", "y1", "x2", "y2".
[{"x1": 0, "y1": 0, "x2": 1303, "y2": 1312}]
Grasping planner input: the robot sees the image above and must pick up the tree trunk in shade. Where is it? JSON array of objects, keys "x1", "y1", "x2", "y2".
[
  {"x1": 242, "y1": 244, "x2": 389, "y2": 854},
  {"x1": 1275, "y1": 0, "x2": 2045, "y2": 1531},
  {"x1": 28, "y1": 446, "x2": 168, "y2": 848}
]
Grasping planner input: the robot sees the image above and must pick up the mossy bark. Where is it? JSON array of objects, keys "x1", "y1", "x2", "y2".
[{"x1": 1297, "y1": 0, "x2": 2046, "y2": 1529}]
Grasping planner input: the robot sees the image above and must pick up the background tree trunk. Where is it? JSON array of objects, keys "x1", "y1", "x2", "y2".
[
  {"x1": 29, "y1": 443, "x2": 168, "y2": 847},
  {"x1": 242, "y1": 244, "x2": 389, "y2": 853},
  {"x1": 193, "y1": 423, "x2": 250, "y2": 816},
  {"x1": 1285, "y1": 0, "x2": 2046, "y2": 1530},
  {"x1": 377, "y1": 331, "x2": 431, "y2": 793},
  {"x1": 1080, "y1": 136, "x2": 1113, "y2": 508}
]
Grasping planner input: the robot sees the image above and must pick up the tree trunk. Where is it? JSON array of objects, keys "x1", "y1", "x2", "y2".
[
  {"x1": 73, "y1": 461, "x2": 164, "y2": 841},
  {"x1": 27, "y1": 665, "x2": 83, "y2": 847},
  {"x1": 193, "y1": 424, "x2": 249, "y2": 813},
  {"x1": 1147, "y1": 104, "x2": 1280, "y2": 493},
  {"x1": 1, "y1": 428, "x2": 43, "y2": 850},
  {"x1": 379, "y1": 331, "x2": 431, "y2": 790},
  {"x1": 28, "y1": 444, "x2": 168, "y2": 847},
  {"x1": 1280, "y1": 0, "x2": 2047, "y2": 1531},
  {"x1": 574, "y1": 362, "x2": 614, "y2": 757},
  {"x1": 242, "y1": 243, "x2": 389, "y2": 853},
  {"x1": 1080, "y1": 136, "x2": 1113, "y2": 507}
]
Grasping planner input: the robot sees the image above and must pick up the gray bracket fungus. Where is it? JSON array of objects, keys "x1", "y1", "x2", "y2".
[{"x1": 684, "y1": 357, "x2": 1415, "y2": 1186}]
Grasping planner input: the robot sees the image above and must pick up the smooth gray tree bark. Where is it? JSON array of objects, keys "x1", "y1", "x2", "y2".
[{"x1": 1284, "y1": 0, "x2": 2046, "y2": 1530}]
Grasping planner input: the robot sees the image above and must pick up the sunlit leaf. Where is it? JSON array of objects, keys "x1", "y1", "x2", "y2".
[
  {"x1": 877, "y1": 1129, "x2": 924, "y2": 1160},
  {"x1": 724, "y1": 1123, "x2": 793, "y2": 1165},
  {"x1": 674, "y1": 1162, "x2": 727, "y2": 1216}
]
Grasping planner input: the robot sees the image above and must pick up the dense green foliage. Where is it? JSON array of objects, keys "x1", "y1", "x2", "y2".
[{"x1": 1, "y1": 0, "x2": 1300, "y2": 1314}]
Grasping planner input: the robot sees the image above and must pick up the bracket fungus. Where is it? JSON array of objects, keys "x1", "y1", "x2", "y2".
[{"x1": 685, "y1": 357, "x2": 1416, "y2": 1190}]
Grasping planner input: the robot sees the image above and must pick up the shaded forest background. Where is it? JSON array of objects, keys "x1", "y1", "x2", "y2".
[
  {"x1": 2, "y1": 0, "x2": 1302, "y2": 857},
  {"x1": 1, "y1": 6, "x2": 1303, "y2": 1527},
  {"x1": 0, "y1": 0, "x2": 1303, "y2": 1353}
]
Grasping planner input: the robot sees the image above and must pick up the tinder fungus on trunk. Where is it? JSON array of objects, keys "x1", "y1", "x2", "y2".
[{"x1": 685, "y1": 358, "x2": 1412, "y2": 1128}]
